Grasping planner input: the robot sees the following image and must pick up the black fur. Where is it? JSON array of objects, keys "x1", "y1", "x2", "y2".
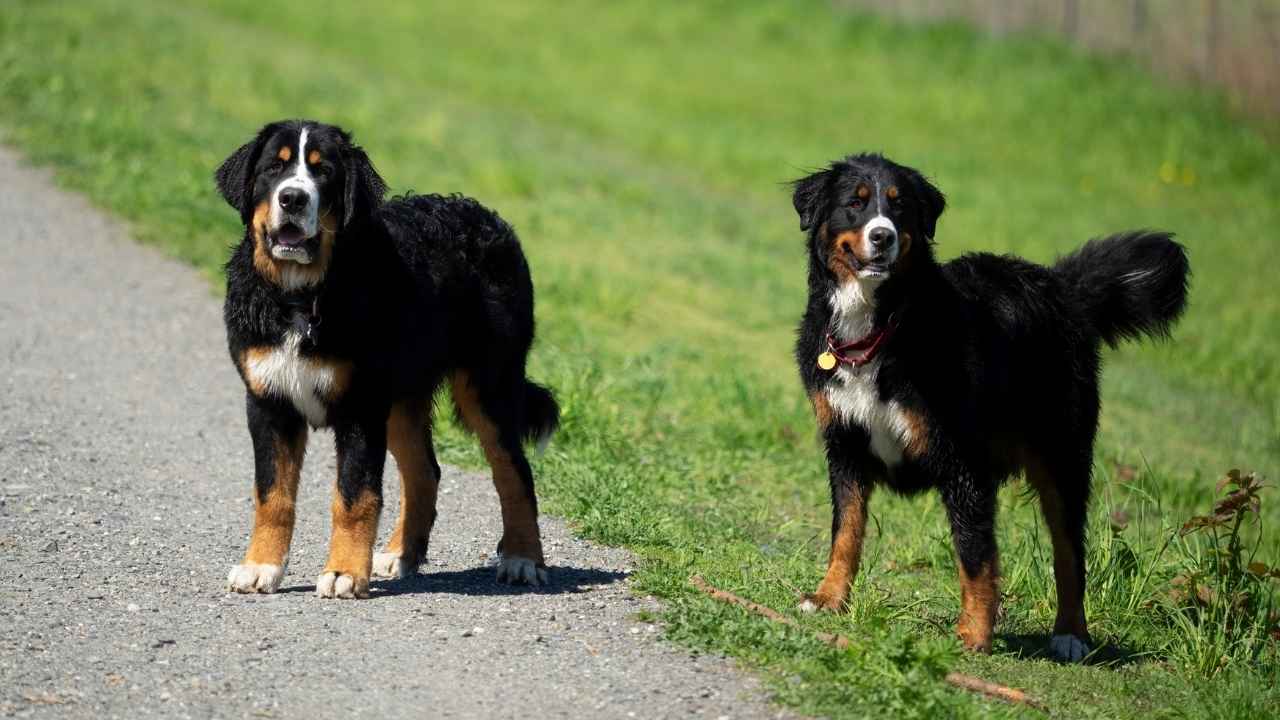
[
  {"x1": 1053, "y1": 231, "x2": 1190, "y2": 347},
  {"x1": 790, "y1": 153, "x2": 1189, "y2": 654},
  {"x1": 218, "y1": 119, "x2": 558, "y2": 588}
]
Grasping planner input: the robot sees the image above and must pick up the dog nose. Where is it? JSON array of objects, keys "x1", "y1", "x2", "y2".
[
  {"x1": 278, "y1": 187, "x2": 309, "y2": 213},
  {"x1": 868, "y1": 226, "x2": 896, "y2": 250}
]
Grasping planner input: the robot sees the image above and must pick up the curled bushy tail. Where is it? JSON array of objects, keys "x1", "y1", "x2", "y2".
[
  {"x1": 521, "y1": 381, "x2": 560, "y2": 451},
  {"x1": 1053, "y1": 231, "x2": 1190, "y2": 347}
]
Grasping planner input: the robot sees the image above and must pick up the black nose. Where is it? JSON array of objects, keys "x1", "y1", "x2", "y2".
[
  {"x1": 278, "y1": 187, "x2": 309, "y2": 213},
  {"x1": 868, "y1": 226, "x2": 896, "y2": 250}
]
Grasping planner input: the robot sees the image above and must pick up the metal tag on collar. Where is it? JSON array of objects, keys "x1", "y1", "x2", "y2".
[{"x1": 305, "y1": 296, "x2": 322, "y2": 345}]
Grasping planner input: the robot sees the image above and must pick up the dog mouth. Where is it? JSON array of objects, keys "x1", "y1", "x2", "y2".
[
  {"x1": 850, "y1": 254, "x2": 892, "y2": 279},
  {"x1": 271, "y1": 222, "x2": 312, "y2": 247},
  {"x1": 268, "y1": 223, "x2": 316, "y2": 262}
]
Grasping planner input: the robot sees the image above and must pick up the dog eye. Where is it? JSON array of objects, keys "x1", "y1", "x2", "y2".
[
  {"x1": 850, "y1": 199, "x2": 864, "y2": 210},
  {"x1": 269, "y1": 159, "x2": 284, "y2": 173}
]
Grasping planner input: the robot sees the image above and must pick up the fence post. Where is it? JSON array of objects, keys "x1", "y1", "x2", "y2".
[
  {"x1": 1132, "y1": 0, "x2": 1147, "y2": 35},
  {"x1": 1204, "y1": 0, "x2": 1220, "y2": 80},
  {"x1": 1063, "y1": 0, "x2": 1078, "y2": 37}
]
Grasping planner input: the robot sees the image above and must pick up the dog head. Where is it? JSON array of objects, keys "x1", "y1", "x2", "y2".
[
  {"x1": 791, "y1": 153, "x2": 945, "y2": 289},
  {"x1": 216, "y1": 120, "x2": 386, "y2": 288}
]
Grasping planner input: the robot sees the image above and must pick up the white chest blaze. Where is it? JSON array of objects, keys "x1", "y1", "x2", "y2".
[
  {"x1": 243, "y1": 332, "x2": 337, "y2": 426},
  {"x1": 822, "y1": 277, "x2": 917, "y2": 468},
  {"x1": 824, "y1": 362, "x2": 914, "y2": 468}
]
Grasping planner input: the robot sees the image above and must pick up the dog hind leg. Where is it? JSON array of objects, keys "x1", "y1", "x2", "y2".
[
  {"x1": 1026, "y1": 453, "x2": 1093, "y2": 661},
  {"x1": 452, "y1": 370, "x2": 546, "y2": 586},
  {"x1": 373, "y1": 398, "x2": 440, "y2": 579}
]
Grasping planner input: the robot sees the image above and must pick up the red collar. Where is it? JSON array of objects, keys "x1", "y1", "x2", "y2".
[{"x1": 822, "y1": 314, "x2": 897, "y2": 370}]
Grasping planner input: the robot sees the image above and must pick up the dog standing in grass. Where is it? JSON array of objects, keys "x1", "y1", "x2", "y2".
[
  {"x1": 790, "y1": 153, "x2": 1189, "y2": 660},
  {"x1": 216, "y1": 119, "x2": 558, "y2": 599}
]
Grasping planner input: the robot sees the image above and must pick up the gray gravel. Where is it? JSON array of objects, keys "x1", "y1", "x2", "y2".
[{"x1": 0, "y1": 147, "x2": 791, "y2": 719}]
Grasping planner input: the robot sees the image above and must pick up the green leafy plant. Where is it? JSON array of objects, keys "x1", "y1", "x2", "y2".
[{"x1": 1162, "y1": 470, "x2": 1279, "y2": 676}]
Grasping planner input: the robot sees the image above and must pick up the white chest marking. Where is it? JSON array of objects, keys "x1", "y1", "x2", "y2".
[
  {"x1": 243, "y1": 332, "x2": 337, "y2": 426},
  {"x1": 823, "y1": 275, "x2": 915, "y2": 467},
  {"x1": 824, "y1": 362, "x2": 915, "y2": 467}
]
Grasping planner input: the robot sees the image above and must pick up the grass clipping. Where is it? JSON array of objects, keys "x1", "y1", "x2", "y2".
[{"x1": 688, "y1": 575, "x2": 1048, "y2": 711}]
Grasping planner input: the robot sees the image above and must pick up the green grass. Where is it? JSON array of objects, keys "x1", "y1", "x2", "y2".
[{"x1": 3, "y1": 1, "x2": 1278, "y2": 717}]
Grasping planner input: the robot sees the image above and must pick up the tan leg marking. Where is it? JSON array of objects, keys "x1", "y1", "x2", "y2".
[
  {"x1": 957, "y1": 556, "x2": 1000, "y2": 653},
  {"x1": 800, "y1": 486, "x2": 869, "y2": 612},
  {"x1": 228, "y1": 429, "x2": 306, "y2": 594},
  {"x1": 244, "y1": 432, "x2": 305, "y2": 564},
  {"x1": 318, "y1": 487, "x2": 381, "y2": 599},
  {"x1": 374, "y1": 400, "x2": 439, "y2": 578},
  {"x1": 900, "y1": 407, "x2": 930, "y2": 459},
  {"x1": 451, "y1": 372, "x2": 544, "y2": 568},
  {"x1": 1025, "y1": 460, "x2": 1089, "y2": 641},
  {"x1": 809, "y1": 390, "x2": 833, "y2": 431}
]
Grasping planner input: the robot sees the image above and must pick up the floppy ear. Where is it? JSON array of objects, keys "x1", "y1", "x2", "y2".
[
  {"x1": 342, "y1": 141, "x2": 388, "y2": 228},
  {"x1": 214, "y1": 130, "x2": 269, "y2": 225},
  {"x1": 791, "y1": 168, "x2": 832, "y2": 232},
  {"x1": 909, "y1": 171, "x2": 946, "y2": 240}
]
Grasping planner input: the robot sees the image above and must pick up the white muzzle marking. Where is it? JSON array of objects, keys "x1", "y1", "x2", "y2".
[
  {"x1": 859, "y1": 214, "x2": 898, "y2": 274},
  {"x1": 267, "y1": 127, "x2": 319, "y2": 261}
]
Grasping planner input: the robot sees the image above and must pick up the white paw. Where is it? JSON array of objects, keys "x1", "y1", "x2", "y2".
[
  {"x1": 226, "y1": 563, "x2": 284, "y2": 594},
  {"x1": 495, "y1": 555, "x2": 548, "y2": 585},
  {"x1": 797, "y1": 598, "x2": 819, "y2": 613},
  {"x1": 372, "y1": 552, "x2": 413, "y2": 579},
  {"x1": 315, "y1": 571, "x2": 368, "y2": 599},
  {"x1": 1049, "y1": 634, "x2": 1091, "y2": 662}
]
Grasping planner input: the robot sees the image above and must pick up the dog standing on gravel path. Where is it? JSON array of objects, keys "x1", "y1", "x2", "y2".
[
  {"x1": 216, "y1": 119, "x2": 558, "y2": 599},
  {"x1": 790, "y1": 153, "x2": 1189, "y2": 660}
]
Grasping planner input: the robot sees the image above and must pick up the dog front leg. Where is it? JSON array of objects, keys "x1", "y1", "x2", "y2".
[
  {"x1": 228, "y1": 394, "x2": 307, "y2": 594},
  {"x1": 316, "y1": 411, "x2": 387, "y2": 599},
  {"x1": 800, "y1": 431, "x2": 873, "y2": 613}
]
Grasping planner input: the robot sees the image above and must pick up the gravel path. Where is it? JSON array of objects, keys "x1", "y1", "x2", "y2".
[{"x1": 0, "y1": 147, "x2": 789, "y2": 719}]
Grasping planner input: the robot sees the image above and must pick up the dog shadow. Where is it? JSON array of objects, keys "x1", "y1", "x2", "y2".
[
  {"x1": 277, "y1": 564, "x2": 628, "y2": 598},
  {"x1": 999, "y1": 632, "x2": 1147, "y2": 667}
]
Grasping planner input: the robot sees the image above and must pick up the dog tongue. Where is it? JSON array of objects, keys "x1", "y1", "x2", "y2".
[{"x1": 275, "y1": 226, "x2": 306, "y2": 246}]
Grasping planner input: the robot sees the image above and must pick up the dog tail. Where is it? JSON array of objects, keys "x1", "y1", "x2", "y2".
[
  {"x1": 1053, "y1": 231, "x2": 1190, "y2": 347},
  {"x1": 521, "y1": 380, "x2": 561, "y2": 452}
]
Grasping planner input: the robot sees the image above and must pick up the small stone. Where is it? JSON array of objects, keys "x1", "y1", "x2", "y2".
[
  {"x1": 126, "y1": 603, "x2": 140, "y2": 613},
  {"x1": 630, "y1": 627, "x2": 641, "y2": 634},
  {"x1": 40, "y1": 539, "x2": 58, "y2": 553}
]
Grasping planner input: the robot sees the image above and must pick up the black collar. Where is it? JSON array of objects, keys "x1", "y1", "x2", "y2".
[{"x1": 281, "y1": 289, "x2": 323, "y2": 346}]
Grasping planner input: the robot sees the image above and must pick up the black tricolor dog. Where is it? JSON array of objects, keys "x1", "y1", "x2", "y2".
[
  {"x1": 790, "y1": 153, "x2": 1189, "y2": 661},
  {"x1": 216, "y1": 119, "x2": 559, "y2": 599}
]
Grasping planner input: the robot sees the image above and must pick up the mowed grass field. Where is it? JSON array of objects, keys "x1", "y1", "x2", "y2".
[{"x1": 3, "y1": 1, "x2": 1278, "y2": 717}]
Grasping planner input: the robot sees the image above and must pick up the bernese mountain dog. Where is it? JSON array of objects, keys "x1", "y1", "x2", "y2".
[
  {"x1": 790, "y1": 153, "x2": 1189, "y2": 661},
  {"x1": 216, "y1": 119, "x2": 559, "y2": 599}
]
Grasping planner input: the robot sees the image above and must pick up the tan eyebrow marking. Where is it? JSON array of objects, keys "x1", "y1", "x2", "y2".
[
  {"x1": 856, "y1": 185, "x2": 870, "y2": 199},
  {"x1": 886, "y1": 186, "x2": 899, "y2": 199},
  {"x1": 307, "y1": 150, "x2": 321, "y2": 165},
  {"x1": 277, "y1": 146, "x2": 292, "y2": 162}
]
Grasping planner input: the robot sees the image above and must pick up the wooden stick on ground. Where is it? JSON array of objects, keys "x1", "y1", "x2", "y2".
[{"x1": 688, "y1": 575, "x2": 1048, "y2": 712}]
